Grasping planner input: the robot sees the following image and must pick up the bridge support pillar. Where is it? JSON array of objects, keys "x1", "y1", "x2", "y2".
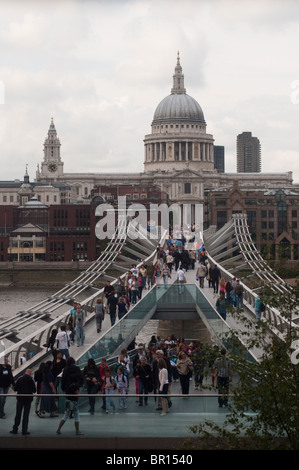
[{"x1": 157, "y1": 319, "x2": 212, "y2": 343}]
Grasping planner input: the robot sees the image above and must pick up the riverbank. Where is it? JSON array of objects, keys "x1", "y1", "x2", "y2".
[{"x1": 0, "y1": 261, "x2": 95, "y2": 286}]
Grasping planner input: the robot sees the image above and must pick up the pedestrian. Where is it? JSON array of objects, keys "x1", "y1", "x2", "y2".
[
  {"x1": 103, "y1": 368, "x2": 115, "y2": 413},
  {"x1": 103, "y1": 281, "x2": 114, "y2": 308},
  {"x1": 137, "y1": 274, "x2": 144, "y2": 299},
  {"x1": 116, "y1": 297, "x2": 128, "y2": 320},
  {"x1": 115, "y1": 276, "x2": 124, "y2": 299},
  {"x1": 166, "y1": 253, "x2": 174, "y2": 273},
  {"x1": 20, "y1": 353, "x2": 27, "y2": 366},
  {"x1": 129, "y1": 275, "x2": 138, "y2": 304},
  {"x1": 107, "y1": 291, "x2": 118, "y2": 325},
  {"x1": 83, "y1": 358, "x2": 100, "y2": 414},
  {"x1": 133, "y1": 358, "x2": 150, "y2": 406},
  {"x1": 211, "y1": 264, "x2": 221, "y2": 293},
  {"x1": 55, "y1": 325, "x2": 70, "y2": 359},
  {"x1": 46, "y1": 328, "x2": 58, "y2": 354},
  {"x1": 196, "y1": 262, "x2": 207, "y2": 288},
  {"x1": 52, "y1": 351, "x2": 66, "y2": 391},
  {"x1": 147, "y1": 261, "x2": 155, "y2": 288},
  {"x1": 99, "y1": 357, "x2": 109, "y2": 410},
  {"x1": 176, "y1": 351, "x2": 193, "y2": 396},
  {"x1": 176, "y1": 266, "x2": 185, "y2": 293},
  {"x1": 139, "y1": 264, "x2": 147, "y2": 289},
  {"x1": 38, "y1": 361, "x2": 58, "y2": 418},
  {"x1": 214, "y1": 348, "x2": 232, "y2": 408},
  {"x1": 153, "y1": 350, "x2": 172, "y2": 410},
  {"x1": 234, "y1": 279, "x2": 244, "y2": 310},
  {"x1": 254, "y1": 294, "x2": 265, "y2": 322},
  {"x1": 154, "y1": 263, "x2": 162, "y2": 285},
  {"x1": 158, "y1": 358, "x2": 169, "y2": 416},
  {"x1": 115, "y1": 366, "x2": 128, "y2": 409},
  {"x1": 216, "y1": 291, "x2": 228, "y2": 321},
  {"x1": 57, "y1": 357, "x2": 84, "y2": 435},
  {"x1": 0, "y1": 355, "x2": 15, "y2": 419},
  {"x1": 74, "y1": 303, "x2": 86, "y2": 347},
  {"x1": 67, "y1": 302, "x2": 76, "y2": 344},
  {"x1": 94, "y1": 297, "x2": 105, "y2": 333},
  {"x1": 34, "y1": 362, "x2": 45, "y2": 415},
  {"x1": 10, "y1": 369, "x2": 36, "y2": 435},
  {"x1": 162, "y1": 263, "x2": 171, "y2": 288}
]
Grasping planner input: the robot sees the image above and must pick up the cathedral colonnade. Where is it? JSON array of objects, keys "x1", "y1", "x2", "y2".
[{"x1": 145, "y1": 140, "x2": 214, "y2": 163}]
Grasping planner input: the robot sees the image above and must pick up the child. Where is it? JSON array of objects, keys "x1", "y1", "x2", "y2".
[
  {"x1": 103, "y1": 368, "x2": 115, "y2": 413},
  {"x1": 115, "y1": 366, "x2": 128, "y2": 409}
]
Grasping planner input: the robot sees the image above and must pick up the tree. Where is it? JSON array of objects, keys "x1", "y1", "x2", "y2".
[{"x1": 183, "y1": 282, "x2": 299, "y2": 450}]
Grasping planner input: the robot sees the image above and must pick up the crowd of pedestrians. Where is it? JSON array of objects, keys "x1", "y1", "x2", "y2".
[
  {"x1": 0, "y1": 329, "x2": 233, "y2": 435},
  {"x1": 1, "y1": 227, "x2": 239, "y2": 435}
]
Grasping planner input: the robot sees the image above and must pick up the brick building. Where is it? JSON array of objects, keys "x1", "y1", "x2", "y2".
[{"x1": 206, "y1": 180, "x2": 299, "y2": 261}]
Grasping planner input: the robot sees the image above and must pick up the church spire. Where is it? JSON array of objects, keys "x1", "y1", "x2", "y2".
[{"x1": 171, "y1": 51, "x2": 186, "y2": 95}]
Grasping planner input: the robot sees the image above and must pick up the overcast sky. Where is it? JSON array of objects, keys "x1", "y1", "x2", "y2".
[{"x1": 0, "y1": 0, "x2": 299, "y2": 184}]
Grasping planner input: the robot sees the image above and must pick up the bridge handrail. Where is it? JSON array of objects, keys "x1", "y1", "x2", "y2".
[
  {"x1": 204, "y1": 216, "x2": 299, "y2": 340},
  {"x1": 0, "y1": 225, "x2": 167, "y2": 370}
]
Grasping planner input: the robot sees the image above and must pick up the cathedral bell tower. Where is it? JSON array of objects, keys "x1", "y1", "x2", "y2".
[{"x1": 39, "y1": 118, "x2": 64, "y2": 180}]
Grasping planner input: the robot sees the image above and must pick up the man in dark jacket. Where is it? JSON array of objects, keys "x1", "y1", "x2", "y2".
[
  {"x1": 152, "y1": 350, "x2": 172, "y2": 410},
  {"x1": 0, "y1": 355, "x2": 15, "y2": 419},
  {"x1": 10, "y1": 369, "x2": 36, "y2": 435},
  {"x1": 61, "y1": 356, "x2": 84, "y2": 393},
  {"x1": 211, "y1": 265, "x2": 221, "y2": 293}
]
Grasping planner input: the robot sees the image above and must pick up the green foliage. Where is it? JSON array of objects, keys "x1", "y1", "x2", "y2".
[{"x1": 183, "y1": 284, "x2": 299, "y2": 450}]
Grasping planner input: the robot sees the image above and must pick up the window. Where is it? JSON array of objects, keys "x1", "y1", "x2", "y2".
[
  {"x1": 184, "y1": 183, "x2": 191, "y2": 194},
  {"x1": 217, "y1": 211, "x2": 227, "y2": 230}
]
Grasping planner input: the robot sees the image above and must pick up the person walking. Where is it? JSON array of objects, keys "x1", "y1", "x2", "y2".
[
  {"x1": 196, "y1": 262, "x2": 207, "y2": 288},
  {"x1": 162, "y1": 263, "x2": 171, "y2": 288},
  {"x1": 39, "y1": 361, "x2": 58, "y2": 418},
  {"x1": 10, "y1": 369, "x2": 36, "y2": 435},
  {"x1": 57, "y1": 357, "x2": 84, "y2": 435},
  {"x1": 176, "y1": 351, "x2": 193, "y2": 396},
  {"x1": 158, "y1": 358, "x2": 169, "y2": 416},
  {"x1": 147, "y1": 261, "x2": 155, "y2": 289},
  {"x1": 103, "y1": 368, "x2": 115, "y2": 414},
  {"x1": 0, "y1": 355, "x2": 15, "y2": 419},
  {"x1": 116, "y1": 297, "x2": 128, "y2": 320},
  {"x1": 176, "y1": 266, "x2": 185, "y2": 293},
  {"x1": 83, "y1": 358, "x2": 100, "y2": 414},
  {"x1": 107, "y1": 291, "x2": 118, "y2": 325},
  {"x1": 234, "y1": 279, "x2": 244, "y2": 310},
  {"x1": 211, "y1": 265, "x2": 221, "y2": 293},
  {"x1": 115, "y1": 366, "x2": 128, "y2": 409},
  {"x1": 214, "y1": 348, "x2": 232, "y2": 408},
  {"x1": 55, "y1": 325, "x2": 70, "y2": 359},
  {"x1": 74, "y1": 303, "x2": 86, "y2": 347},
  {"x1": 94, "y1": 297, "x2": 105, "y2": 333},
  {"x1": 67, "y1": 302, "x2": 76, "y2": 344},
  {"x1": 216, "y1": 291, "x2": 228, "y2": 321}
]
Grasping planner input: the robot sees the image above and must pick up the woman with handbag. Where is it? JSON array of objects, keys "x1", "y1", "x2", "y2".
[{"x1": 176, "y1": 351, "x2": 193, "y2": 396}]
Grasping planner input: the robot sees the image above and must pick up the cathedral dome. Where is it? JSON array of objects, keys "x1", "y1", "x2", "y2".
[
  {"x1": 153, "y1": 93, "x2": 205, "y2": 124},
  {"x1": 152, "y1": 52, "x2": 205, "y2": 125}
]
